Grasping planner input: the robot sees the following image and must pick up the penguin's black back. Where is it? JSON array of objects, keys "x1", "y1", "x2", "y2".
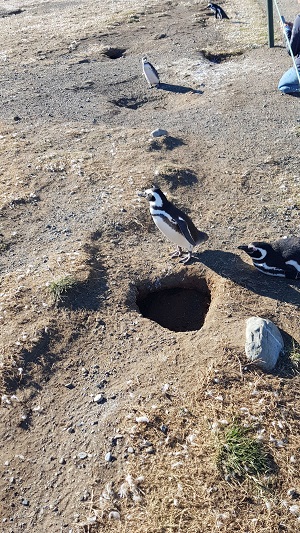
[{"x1": 272, "y1": 237, "x2": 300, "y2": 261}]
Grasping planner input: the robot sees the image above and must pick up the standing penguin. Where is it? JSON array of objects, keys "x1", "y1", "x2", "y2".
[
  {"x1": 142, "y1": 56, "x2": 160, "y2": 88},
  {"x1": 207, "y1": 3, "x2": 229, "y2": 19},
  {"x1": 139, "y1": 186, "x2": 208, "y2": 264},
  {"x1": 238, "y1": 237, "x2": 300, "y2": 279}
]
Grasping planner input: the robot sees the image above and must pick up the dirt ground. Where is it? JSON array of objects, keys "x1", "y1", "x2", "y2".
[{"x1": 0, "y1": 0, "x2": 300, "y2": 532}]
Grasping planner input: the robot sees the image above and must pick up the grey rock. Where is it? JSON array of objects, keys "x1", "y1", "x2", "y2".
[
  {"x1": 93, "y1": 393, "x2": 106, "y2": 404},
  {"x1": 151, "y1": 128, "x2": 168, "y2": 138},
  {"x1": 245, "y1": 317, "x2": 284, "y2": 371},
  {"x1": 105, "y1": 452, "x2": 113, "y2": 462},
  {"x1": 78, "y1": 452, "x2": 88, "y2": 460}
]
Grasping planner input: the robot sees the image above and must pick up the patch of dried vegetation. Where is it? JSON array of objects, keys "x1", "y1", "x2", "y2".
[{"x1": 80, "y1": 352, "x2": 300, "y2": 533}]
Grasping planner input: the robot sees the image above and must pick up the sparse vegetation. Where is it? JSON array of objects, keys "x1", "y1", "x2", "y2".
[
  {"x1": 217, "y1": 422, "x2": 273, "y2": 479},
  {"x1": 48, "y1": 276, "x2": 78, "y2": 303},
  {"x1": 289, "y1": 339, "x2": 300, "y2": 368}
]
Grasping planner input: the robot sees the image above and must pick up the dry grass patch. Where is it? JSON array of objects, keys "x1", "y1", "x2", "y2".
[{"x1": 83, "y1": 351, "x2": 300, "y2": 532}]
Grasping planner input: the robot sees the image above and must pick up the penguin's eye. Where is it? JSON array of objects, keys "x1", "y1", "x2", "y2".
[{"x1": 149, "y1": 195, "x2": 155, "y2": 202}]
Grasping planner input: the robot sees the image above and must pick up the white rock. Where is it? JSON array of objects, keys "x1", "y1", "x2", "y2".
[
  {"x1": 245, "y1": 317, "x2": 284, "y2": 371},
  {"x1": 151, "y1": 128, "x2": 168, "y2": 138}
]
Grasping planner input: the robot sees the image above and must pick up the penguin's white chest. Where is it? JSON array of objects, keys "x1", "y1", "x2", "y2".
[
  {"x1": 143, "y1": 64, "x2": 159, "y2": 85},
  {"x1": 152, "y1": 212, "x2": 193, "y2": 251}
]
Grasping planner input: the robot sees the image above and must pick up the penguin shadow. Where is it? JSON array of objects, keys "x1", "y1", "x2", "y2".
[
  {"x1": 157, "y1": 83, "x2": 203, "y2": 95},
  {"x1": 194, "y1": 249, "x2": 300, "y2": 306}
]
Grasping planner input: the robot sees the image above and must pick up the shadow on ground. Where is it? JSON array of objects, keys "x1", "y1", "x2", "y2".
[
  {"x1": 158, "y1": 83, "x2": 203, "y2": 94},
  {"x1": 196, "y1": 250, "x2": 300, "y2": 306}
]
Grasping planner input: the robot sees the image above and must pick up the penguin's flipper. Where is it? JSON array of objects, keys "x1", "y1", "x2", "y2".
[
  {"x1": 284, "y1": 263, "x2": 298, "y2": 279},
  {"x1": 176, "y1": 217, "x2": 195, "y2": 247}
]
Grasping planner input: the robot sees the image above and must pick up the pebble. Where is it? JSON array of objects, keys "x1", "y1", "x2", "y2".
[
  {"x1": 59, "y1": 457, "x2": 66, "y2": 465},
  {"x1": 136, "y1": 416, "x2": 149, "y2": 423},
  {"x1": 127, "y1": 447, "x2": 134, "y2": 454},
  {"x1": 65, "y1": 383, "x2": 75, "y2": 389},
  {"x1": 93, "y1": 393, "x2": 106, "y2": 404},
  {"x1": 108, "y1": 510, "x2": 120, "y2": 520},
  {"x1": 105, "y1": 452, "x2": 113, "y2": 462},
  {"x1": 160, "y1": 424, "x2": 168, "y2": 435},
  {"x1": 151, "y1": 128, "x2": 168, "y2": 138},
  {"x1": 78, "y1": 452, "x2": 88, "y2": 460},
  {"x1": 67, "y1": 426, "x2": 75, "y2": 434},
  {"x1": 21, "y1": 499, "x2": 29, "y2": 506}
]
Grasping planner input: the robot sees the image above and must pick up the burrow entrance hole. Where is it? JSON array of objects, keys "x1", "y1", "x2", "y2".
[
  {"x1": 136, "y1": 278, "x2": 211, "y2": 332},
  {"x1": 200, "y1": 50, "x2": 243, "y2": 64},
  {"x1": 111, "y1": 96, "x2": 148, "y2": 109},
  {"x1": 102, "y1": 47, "x2": 126, "y2": 59}
]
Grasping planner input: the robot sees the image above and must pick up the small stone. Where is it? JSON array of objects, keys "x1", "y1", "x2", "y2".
[
  {"x1": 145, "y1": 446, "x2": 155, "y2": 454},
  {"x1": 136, "y1": 416, "x2": 149, "y2": 424},
  {"x1": 108, "y1": 510, "x2": 120, "y2": 520},
  {"x1": 21, "y1": 499, "x2": 29, "y2": 506},
  {"x1": 287, "y1": 488, "x2": 299, "y2": 499},
  {"x1": 160, "y1": 424, "x2": 168, "y2": 434},
  {"x1": 105, "y1": 452, "x2": 113, "y2": 462},
  {"x1": 151, "y1": 128, "x2": 168, "y2": 138},
  {"x1": 59, "y1": 457, "x2": 66, "y2": 465},
  {"x1": 65, "y1": 383, "x2": 75, "y2": 389},
  {"x1": 9, "y1": 477, "x2": 15, "y2": 484},
  {"x1": 78, "y1": 452, "x2": 88, "y2": 460},
  {"x1": 93, "y1": 393, "x2": 106, "y2": 404},
  {"x1": 245, "y1": 317, "x2": 284, "y2": 371},
  {"x1": 67, "y1": 426, "x2": 75, "y2": 434},
  {"x1": 127, "y1": 447, "x2": 134, "y2": 454}
]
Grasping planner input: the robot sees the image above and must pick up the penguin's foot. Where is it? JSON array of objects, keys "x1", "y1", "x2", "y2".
[
  {"x1": 179, "y1": 252, "x2": 192, "y2": 264},
  {"x1": 170, "y1": 247, "x2": 183, "y2": 258}
]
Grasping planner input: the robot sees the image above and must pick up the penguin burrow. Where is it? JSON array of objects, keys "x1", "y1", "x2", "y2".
[{"x1": 136, "y1": 277, "x2": 211, "y2": 332}]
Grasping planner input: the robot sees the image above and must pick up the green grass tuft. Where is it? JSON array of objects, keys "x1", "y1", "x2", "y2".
[
  {"x1": 217, "y1": 422, "x2": 273, "y2": 479},
  {"x1": 48, "y1": 276, "x2": 78, "y2": 303},
  {"x1": 289, "y1": 339, "x2": 300, "y2": 367}
]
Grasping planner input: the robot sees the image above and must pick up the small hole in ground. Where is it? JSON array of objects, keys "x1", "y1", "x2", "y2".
[
  {"x1": 102, "y1": 46, "x2": 126, "y2": 59},
  {"x1": 137, "y1": 284, "x2": 211, "y2": 332}
]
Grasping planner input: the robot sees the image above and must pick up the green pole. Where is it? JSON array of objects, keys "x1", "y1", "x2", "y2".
[{"x1": 267, "y1": 0, "x2": 274, "y2": 47}]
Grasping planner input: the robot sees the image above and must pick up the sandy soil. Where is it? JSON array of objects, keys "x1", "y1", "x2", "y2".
[{"x1": 0, "y1": 0, "x2": 300, "y2": 531}]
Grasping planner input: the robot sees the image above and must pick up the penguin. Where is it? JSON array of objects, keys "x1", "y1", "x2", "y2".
[
  {"x1": 238, "y1": 237, "x2": 300, "y2": 279},
  {"x1": 142, "y1": 56, "x2": 160, "y2": 88},
  {"x1": 139, "y1": 186, "x2": 208, "y2": 264},
  {"x1": 207, "y1": 3, "x2": 229, "y2": 19}
]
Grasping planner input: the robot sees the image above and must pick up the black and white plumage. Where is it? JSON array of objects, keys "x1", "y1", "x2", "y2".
[
  {"x1": 207, "y1": 3, "x2": 229, "y2": 19},
  {"x1": 142, "y1": 56, "x2": 160, "y2": 88},
  {"x1": 139, "y1": 186, "x2": 208, "y2": 264},
  {"x1": 238, "y1": 237, "x2": 300, "y2": 279}
]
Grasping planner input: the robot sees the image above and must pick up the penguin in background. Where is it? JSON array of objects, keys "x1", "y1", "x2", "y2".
[
  {"x1": 138, "y1": 186, "x2": 208, "y2": 264},
  {"x1": 207, "y1": 3, "x2": 229, "y2": 19},
  {"x1": 142, "y1": 56, "x2": 160, "y2": 88},
  {"x1": 238, "y1": 237, "x2": 300, "y2": 279}
]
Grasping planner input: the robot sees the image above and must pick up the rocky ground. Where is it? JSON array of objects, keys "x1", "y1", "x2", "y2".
[{"x1": 0, "y1": 0, "x2": 300, "y2": 532}]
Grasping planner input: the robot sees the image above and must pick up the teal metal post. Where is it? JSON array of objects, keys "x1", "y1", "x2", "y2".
[{"x1": 267, "y1": 0, "x2": 274, "y2": 47}]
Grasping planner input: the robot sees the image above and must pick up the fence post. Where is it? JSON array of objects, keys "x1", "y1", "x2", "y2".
[{"x1": 267, "y1": 0, "x2": 274, "y2": 47}]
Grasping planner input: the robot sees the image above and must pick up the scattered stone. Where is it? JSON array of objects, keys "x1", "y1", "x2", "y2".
[
  {"x1": 21, "y1": 499, "x2": 29, "y2": 506},
  {"x1": 9, "y1": 477, "x2": 15, "y2": 484},
  {"x1": 105, "y1": 452, "x2": 113, "y2": 462},
  {"x1": 108, "y1": 510, "x2": 120, "y2": 520},
  {"x1": 67, "y1": 426, "x2": 75, "y2": 434},
  {"x1": 136, "y1": 416, "x2": 149, "y2": 423},
  {"x1": 151, "y1": 128, "x2": 168, "y2": 138},
  {"x1": 127, "y1": 447, "x2": 134, "y2": 454},
  {"x1": 145, "y1": 446, "x2": 155, "y2": 454},
  {"x1": 78, "y1": 452, "x2": 88, "y2": 460},
  {"x1": 287, "y1": 488, "x2": 299, "y2": 499},
  {"x1": 93, "y1": 393, "x2": 106, "y2": 404},
  {"x1": 160, "y1": 424, "x2": 168, "y2": 434},
  {"x1": 65, "y1": 383, "x2": 75, "y2": 389},
  {"x1": 245, "y1": 317, "x2": 284, "y2": 371},
  {"x1": 59, "y1": 457, "x2": 66, "y2": 465}
]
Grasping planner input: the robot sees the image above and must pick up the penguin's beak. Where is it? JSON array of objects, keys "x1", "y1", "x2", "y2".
[{"x1": 238, "y1": 245, "x2": 249, "y2": 251}]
